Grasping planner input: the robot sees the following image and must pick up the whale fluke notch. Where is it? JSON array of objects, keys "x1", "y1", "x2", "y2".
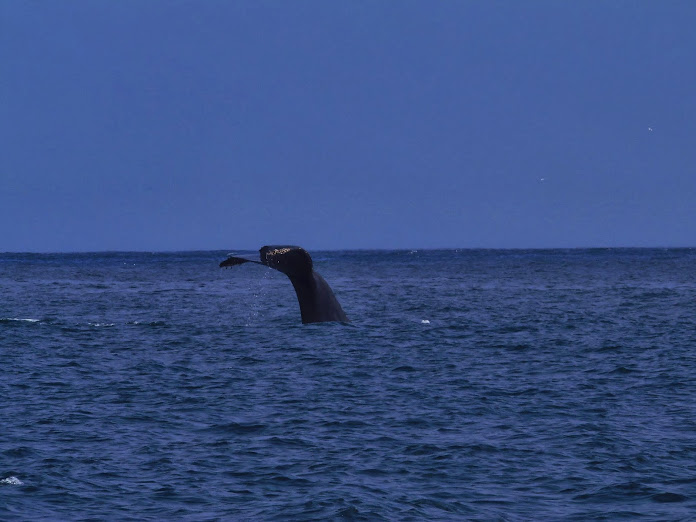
[{"x1": 220, "y1": 245, "x2": 348, "y2": 324}]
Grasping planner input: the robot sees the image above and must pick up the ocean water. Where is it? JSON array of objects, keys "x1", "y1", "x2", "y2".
[{"x1": 2, "y1": 249, "x2": 696, "y2": 520}]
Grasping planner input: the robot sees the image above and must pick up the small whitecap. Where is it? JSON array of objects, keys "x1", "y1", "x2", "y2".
[
  {"x1": 2, "y1": 318, "x2": 39, "y2": 323},
  {"x1": 1, "y1": 476, "x2": 23, "y2": 485},
  {"x1": 421, "y1": 319, "x2": 431, "y2": 324},
  {"x1": 88, "y1": 323, "x2": 115, "y2": 327}
]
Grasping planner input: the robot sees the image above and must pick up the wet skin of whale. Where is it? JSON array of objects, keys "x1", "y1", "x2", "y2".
[{"x1": 220, "y1": 246, "x2": 349, "y2": 324}]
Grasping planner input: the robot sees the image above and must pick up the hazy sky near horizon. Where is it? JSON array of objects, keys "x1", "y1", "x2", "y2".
[{"x1": 2, "y1": 1, "x2": 695, "y2": 252}]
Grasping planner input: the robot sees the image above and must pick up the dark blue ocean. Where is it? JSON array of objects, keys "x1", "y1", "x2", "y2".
[{"x1": 2, "y1": 249, "x2": 696, "y2": 520}]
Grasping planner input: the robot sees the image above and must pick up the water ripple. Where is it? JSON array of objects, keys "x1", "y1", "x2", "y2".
[{"x1": 1, "y1": 250, "x2": 695, "y2": 519}]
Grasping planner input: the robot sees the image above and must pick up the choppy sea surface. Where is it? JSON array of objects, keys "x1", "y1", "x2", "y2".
[{"x1": 2, "y1": 249, "x2": 696, "y2": 520}]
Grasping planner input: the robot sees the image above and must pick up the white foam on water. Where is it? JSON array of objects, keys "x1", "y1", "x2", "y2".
[
  {"x1": 1, "y1": 476, "x2": 23, "y2": 485},
  {"x1": 421, "y1": 319, "x2": 431, "y2": 324},
  {"x1": 2, "y1": 318, "x2": 39, "y2": 322}
]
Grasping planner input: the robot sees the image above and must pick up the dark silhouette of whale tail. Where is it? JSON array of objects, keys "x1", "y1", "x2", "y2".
[{"x1": 220, "y1": 246, "x2": 348, "y2": 324}]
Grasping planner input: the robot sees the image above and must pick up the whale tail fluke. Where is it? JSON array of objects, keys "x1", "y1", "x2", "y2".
[
  {"x1": 219, "y1": 245, "x2": 348, "y2": 324},
  {"x1": 219, "y1": 246, "x2": 313, "y2": 276}
]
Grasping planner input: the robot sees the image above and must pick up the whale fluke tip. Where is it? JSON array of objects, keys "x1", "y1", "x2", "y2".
[{"x1": 219, "y1": 257, "x2": 253, "y2": 268}]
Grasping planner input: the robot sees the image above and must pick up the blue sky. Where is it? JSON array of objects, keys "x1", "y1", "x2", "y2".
[{"x1": 2, "y1": 1, "x2": 695, "y2": 252}]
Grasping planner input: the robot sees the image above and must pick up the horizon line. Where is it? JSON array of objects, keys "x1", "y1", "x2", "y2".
[{"x1": 2, "y1": 245, "x2": 695, "y2": 255}]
